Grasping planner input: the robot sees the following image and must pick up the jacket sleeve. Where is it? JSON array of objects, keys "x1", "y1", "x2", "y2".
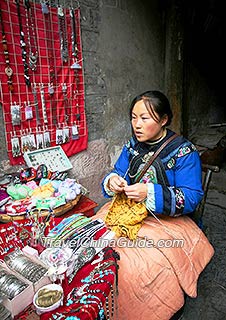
[
  {"x1": 154, "y1": 151, "x2": 204, "y2": 215},
  {"x1": 101, "y1": 145, "x2": 131, "y2": 198}
]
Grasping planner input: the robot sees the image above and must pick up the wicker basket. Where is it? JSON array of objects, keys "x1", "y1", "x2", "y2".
[
  {"x1": 0, "y1": 194, "x2": 82, "y2": 223},
  {"x1": 51, "y1": 194, "x2": 82, "y2": 216}
]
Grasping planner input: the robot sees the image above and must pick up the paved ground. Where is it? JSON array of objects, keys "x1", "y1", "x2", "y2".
[{"x1": 182, "y1": 163, "x2": 226, "y2": 319}]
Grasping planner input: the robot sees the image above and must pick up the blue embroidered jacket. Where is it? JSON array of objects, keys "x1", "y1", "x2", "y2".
[{"x1": 102, "y1": 130, "x2": 204, "y2": 216}]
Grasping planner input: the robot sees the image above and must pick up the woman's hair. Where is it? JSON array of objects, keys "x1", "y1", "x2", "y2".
[{"x1": 129, "y1": 90, "x2": 173, "y2": 126}]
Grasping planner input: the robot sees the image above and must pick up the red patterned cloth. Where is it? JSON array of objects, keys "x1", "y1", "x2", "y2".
[
  {"x1": 1, "y1": 211, "x2": 117, "y2": 320},
  {"x1": 41, "y1": 254, "x2": 117, "y2": 320}
]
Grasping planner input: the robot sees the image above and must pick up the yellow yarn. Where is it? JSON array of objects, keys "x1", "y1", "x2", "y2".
[{"x1": 105, "y1": 192, "x2": 148, "y2": 240}]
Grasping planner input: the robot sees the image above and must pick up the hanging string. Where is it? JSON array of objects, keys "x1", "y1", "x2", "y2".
[
  {"x1": 24, "y1": 0, "x2": 39, "y2": 72},
  {"x1": 15, "y1": 0, "x2": 31, "y2": 87},
  {"x1": 0, "y1": 2, "x2": 14, "y2": 92}
]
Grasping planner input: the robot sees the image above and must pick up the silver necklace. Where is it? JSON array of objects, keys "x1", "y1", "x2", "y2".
[
  {"x1": 58, "y1": 6, "x2": 69, "y2": 63},
  {"x1": 24, "y1": 0, "x2": 38, "y2": 71}
]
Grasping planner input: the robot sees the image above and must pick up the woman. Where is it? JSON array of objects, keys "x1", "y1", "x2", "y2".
[
  {"x1": 102, "y1": 90, "x2": 203, "y2": 217},
  {"x1": 97, "y1": 91, "x2": 214, "y2": 320}
]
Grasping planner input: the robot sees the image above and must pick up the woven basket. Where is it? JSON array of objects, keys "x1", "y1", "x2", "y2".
[
  {"x1": 51, "y1": 194, "x2": 82, "y2": 216},
  {"x1": 0, "y1": 194, "x2": 82, "y2": 223}
]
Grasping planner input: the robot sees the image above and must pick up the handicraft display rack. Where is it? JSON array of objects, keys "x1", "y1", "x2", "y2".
[{"x1": 0, "y1": 0, "x2": 88, "y2": 166}]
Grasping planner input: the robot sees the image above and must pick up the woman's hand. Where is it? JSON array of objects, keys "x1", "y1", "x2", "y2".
[
  {"x1": 108, "y1": 175, "x2": 127, "y2": 193},
  {"x1": 124, "y1": 183, "x2": 148, "y2": 202}
]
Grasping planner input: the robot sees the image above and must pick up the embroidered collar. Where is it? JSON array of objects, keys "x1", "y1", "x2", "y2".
[{"x1": 145, "y1": 128, "x2": 167, "y2": 145}]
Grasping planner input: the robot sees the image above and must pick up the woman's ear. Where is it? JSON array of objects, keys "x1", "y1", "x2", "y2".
[{"x1": 161, "y1": 115, "x2": 168, "y2": 127}]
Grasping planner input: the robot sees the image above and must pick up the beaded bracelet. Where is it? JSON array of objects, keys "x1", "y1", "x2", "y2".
[
  {"x1": 88, "y1": 279, "x2": 115, "y2": 318},
  {"x1": 66, "y1": 297, "x2": 103, "y2": 320},
  {"x1": 67, "y1": 291, "x2": 103, "y2": 313},
  {"x1": 51, "y1": 306, "x2": 83, "y2": 320},
  {"x1": 84, "y1": 288, "x2": 111, "y2": 320},
  {"x1": 85, "y1": 288, "x2": 107, "y2": 299},
  {"x1": 81, "y1": 268, "x2": 115, "y2": 284},
  {"x1": 80, "y1": 294, "x2": 103, "y2": 310}
]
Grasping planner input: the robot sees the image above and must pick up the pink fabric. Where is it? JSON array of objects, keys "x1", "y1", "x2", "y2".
[{"x1": 95, "y1": 202, "x2": 214, "y2": 320}]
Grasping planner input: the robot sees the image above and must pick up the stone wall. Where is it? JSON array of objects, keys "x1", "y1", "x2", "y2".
[{"x1": 70, "y1": 0, "x2": 165, "y2": 205}]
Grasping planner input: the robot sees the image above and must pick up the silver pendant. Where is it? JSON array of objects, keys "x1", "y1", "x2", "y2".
[{"x1": 142, "y1": 151, "x2": 154, "y2": 163}]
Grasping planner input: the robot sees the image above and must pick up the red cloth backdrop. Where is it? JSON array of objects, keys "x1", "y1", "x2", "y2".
[{"x1": 0, "y1": 0, "x2": 88, "y2": 165}]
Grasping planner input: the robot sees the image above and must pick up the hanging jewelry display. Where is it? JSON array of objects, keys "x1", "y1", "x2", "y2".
[
  {"x1": 71, "y1": 121, "x2": 79, "y2": 140},
  {"x1": 43, "y1": 126, "x2": 51, "y2": 148},
  {"x1": 56, "y1": 125, "x2": 63, "y2": 145},
  {"x1": 24, "y1": 101, "x2": 33, "y2": 120},
  {"x1": 40, "y1": 0, "x2": 49, "y2": 15},
  {"x1": 0, "y1": 3, "x2": 13, "y2": 92},
  {"x1": 36, "y1": 128, "x2": 44, "y2": 149},
  {"x1": 40, "y1": 83, "x2": 48, "y2": 124},
  {"x1": 57, "y1": 5, "x2": 69, "y2": 64},
  {"x1": 70, "y1": 7, "x2": 78, "y2": 61},
  {"x1": 41, "y1": 0, "x2": 55, "y2": 97},
  {"x1": 74, "y1": 90, "x2": 81, "y2": 121},
  {"x1": 42, "y1": 0, "x2": 57, "y2": 126},
  {"x1": 63, "y1": 124, "x2": 70, "y2": 144},
  {"x1": 21, "y1": 128, "x2": 34, "y2": 152},
  {"x1": 76, "y1": 102, "x2": 81, "y2": 121},
  {"x1": 0, "y1": 1, "x2": 87, "y2": 165},
  {"x1": 42, "y1": 1, "x2": 55, "y2": 85},
  {"x1": 71, "y1": 64, "x2": 82, "y2": 125},
  {"x1": 21, "y1": 129, "x2": 29, "y2": 153},
  {"x1": 24, "y1": 0, "x2": 38, "y2": 71},
  {"x1": 70, "y1": 8, "x2": 81, "y2": 126},
  {"x1": 49, "y1": 83, "x2": 57, "y2": 125},
  {"x1": 11, "y1": 102, "x2": 21, "y2": 126},
  {"x1": 62, "y1": 83, "x2": 71, "y2": 123},
  {"x1": 48, "y1": 83, "x2": 54, "y2": 96},
  {"x1": 27, "y1": 128, "x2": 36, "y2": 150},
  {"x1": 32, "y1": 83, "x2": 41, "y2": 125},
  {"x1": 15, "y1": 0, "x2": 31, "y2": 86},
  {"x1": 70, "y1": 6, "x2": 81, "y2": 71},
  {"x1": 11, "y1": 132, "x2": 21, "y2": 158}
]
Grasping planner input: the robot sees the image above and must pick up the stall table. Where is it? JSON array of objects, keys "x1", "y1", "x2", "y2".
[
  {"x1": 0, "y1": 197, "x2": 118, "y2": 320},
  {"x1": 65, "y1": 195, "x2": 98, "y2": 217}
]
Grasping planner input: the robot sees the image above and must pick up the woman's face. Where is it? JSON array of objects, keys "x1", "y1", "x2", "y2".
[{"x1": 131, "y1": 100, "x2": 167, "y2": 142}]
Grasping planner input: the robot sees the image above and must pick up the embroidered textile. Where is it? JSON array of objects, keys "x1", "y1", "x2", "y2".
[{"x1": 102, "y1": 129, "x2": 203, "y2": 216}]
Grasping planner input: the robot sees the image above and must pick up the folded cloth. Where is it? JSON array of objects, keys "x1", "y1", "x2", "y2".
[
  {"x1": 95, "y1": 202, "x2": 214, "y2": 320},
  {"x1": 32, "y1": 183, "x2": 55, "y2": 199},
  {"x1": 58, "y1": 178, "x2": 81, "y2": 201},
  {"x1": 7, "y1": 184, "x2": 33, "y2": 200},
  {"x1": 0, "y1": 188, "x2": 11, "y2": 207}
]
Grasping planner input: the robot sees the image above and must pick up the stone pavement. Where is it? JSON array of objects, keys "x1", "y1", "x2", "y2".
[{"x1": 182, "y1": 164, "x2": 226, "y2": 319}]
